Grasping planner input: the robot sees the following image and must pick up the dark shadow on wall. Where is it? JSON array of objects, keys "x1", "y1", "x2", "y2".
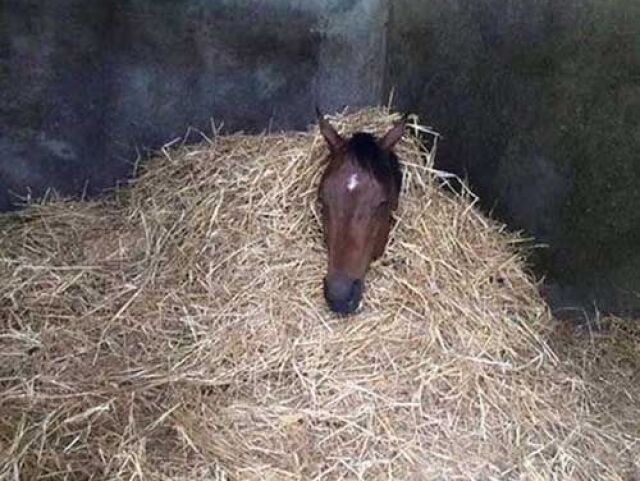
[
  {"x1": 518, "y1": 4, "x2": 640, "y2": 318},
  {"x1": 0, "y1": 1, "x2": 116, "y2": 209},
  {"x1": 102, "y1": 0, "x2": 323, "y2": 165},
  {"x1": 385, "y1": 0, "x2": 640, "y2": 319}
]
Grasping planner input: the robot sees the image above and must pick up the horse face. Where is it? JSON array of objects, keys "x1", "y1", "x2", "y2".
[{"x1": 316, "y1": 111, "x2": 404, "y2": 314}]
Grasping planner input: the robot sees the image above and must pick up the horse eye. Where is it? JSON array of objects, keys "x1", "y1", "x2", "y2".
[
  {"x1": 318, "y1": 198, "x2": 327, "y2": 214},
  {"x1": 375, "y1": 201, "x2": 389, "y2": 215}
]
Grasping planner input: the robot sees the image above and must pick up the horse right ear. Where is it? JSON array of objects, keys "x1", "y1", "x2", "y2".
[
  {"x1": 379, "y1": 118, "x2": 406, "y2": 152},
  {"x1": 316, "y1": 107, "x2": 344, "y2": 153}
]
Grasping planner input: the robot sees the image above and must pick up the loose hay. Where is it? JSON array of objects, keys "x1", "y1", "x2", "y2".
[{"x1": 1, "y1": 108, "x2": 638, "y2": 480}]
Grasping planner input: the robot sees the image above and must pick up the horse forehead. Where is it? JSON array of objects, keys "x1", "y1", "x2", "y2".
[
  {"x1": 346, "y1": 173, "x2": 360, "y2": 191},
  {"x1": 328, "y1": 162, "x2": 379, "y2": 193}
]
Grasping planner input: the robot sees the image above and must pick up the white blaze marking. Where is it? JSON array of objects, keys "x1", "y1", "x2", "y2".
[{"x1": 347, "y1": 173, "x2": 359, "y2": 191}]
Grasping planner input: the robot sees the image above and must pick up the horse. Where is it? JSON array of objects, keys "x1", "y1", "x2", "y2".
[{"x1": 316, "y1": 109, "x2": 405, "y2": 314}]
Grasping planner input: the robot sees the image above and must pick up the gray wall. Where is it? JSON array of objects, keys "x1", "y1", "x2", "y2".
[
  {"x1": 2, "y1": 0, "x2": 640, "y2": 318},
  {"x1": 0, "y1": 0, "x2": 387, "y2": 209},
  {"x1": 385, "y1": 0, "x2": 640, "y2": 317}
]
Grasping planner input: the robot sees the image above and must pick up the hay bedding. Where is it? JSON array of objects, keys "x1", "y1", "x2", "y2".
[{"x1": 0, "y1": 108, "x2": 638, "y2": 480}]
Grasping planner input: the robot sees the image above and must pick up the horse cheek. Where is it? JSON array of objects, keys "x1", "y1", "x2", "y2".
[
  {"x1": 322, "y1": 214, "x2": 329, "y2": 247},
  {"x1": 373, "y1": 216, "x2": 391, "y2": 260}
]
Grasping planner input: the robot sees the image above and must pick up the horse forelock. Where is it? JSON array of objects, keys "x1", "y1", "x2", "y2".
[{"x1": 344, "y1": 133, "x2": 402, "y2": 194}]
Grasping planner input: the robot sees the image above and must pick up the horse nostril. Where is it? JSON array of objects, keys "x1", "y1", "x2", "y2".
[
  {"x1": 351, "y1": 279, "x2": 363, "y2": 299},
  {"x1": 347, "y1": 279, "x2": 363, "y2": 311}
]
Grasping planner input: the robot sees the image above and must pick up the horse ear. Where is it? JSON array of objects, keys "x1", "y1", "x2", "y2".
[
  {"x1": 316, "y1": 107, "x2": 344, "y2": 152},
  {"x1": 379, "y1": 119, "x2": 405, "y2": 152}
]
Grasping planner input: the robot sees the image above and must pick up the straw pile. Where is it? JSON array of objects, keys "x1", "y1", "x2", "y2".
[{"x1": 1, "y1": 108, "x2": 638, "y2": 480}]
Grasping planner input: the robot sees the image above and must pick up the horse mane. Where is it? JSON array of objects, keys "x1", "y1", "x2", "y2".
[{"x1": 345, "y1": 133, "x2": 402, "y2": 194}]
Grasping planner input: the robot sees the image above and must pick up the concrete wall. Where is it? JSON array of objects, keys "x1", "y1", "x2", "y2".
[
  {"x1": 385, "y1": 0, "x2": 640, "y2": 317},
  {"x1": 0, "y1": 0, "x2": 387, "y2": 209},
  {"x1": 1, "y1": 2, "x2": 114, "y2": 207}
]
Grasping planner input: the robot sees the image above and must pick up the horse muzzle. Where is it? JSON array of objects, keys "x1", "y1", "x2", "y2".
[{"x1": 323, "y1": 274, "x2": 363, "y2": 314}]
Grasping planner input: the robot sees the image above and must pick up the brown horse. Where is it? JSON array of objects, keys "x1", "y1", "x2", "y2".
[{"x1": 316, "y1": 109, "x2": 405, "y2": 314}]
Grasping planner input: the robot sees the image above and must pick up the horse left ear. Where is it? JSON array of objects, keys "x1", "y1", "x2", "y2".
[
  {"x1": 316, "y1": 106, "x2": 344, "y2": 153},
  {"x1": 379, "y1": 119, "x2": 405, "y2": 152}
]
